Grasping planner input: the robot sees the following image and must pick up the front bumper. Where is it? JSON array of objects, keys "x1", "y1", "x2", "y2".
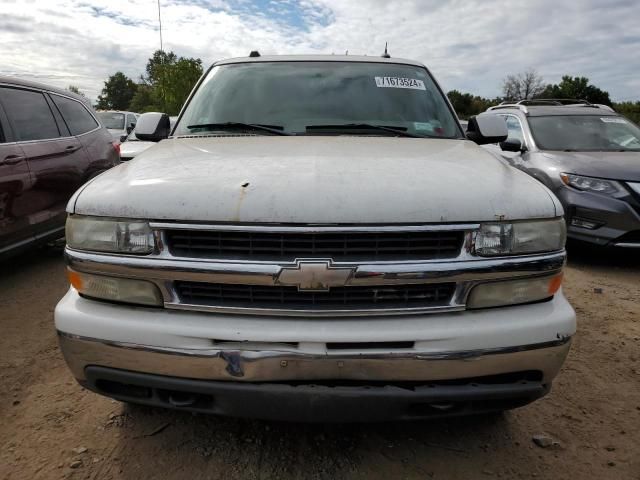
[
  {"x1": 58, "y1": 331, "x2": 571, "y2": 384},
  {"x1": 557, "y1": 187, "x2": 640, "y2": 247},
  {"x1": 56, "y1": 289, "x2": 575, "y2": 420},
  {"x1": 80, "y1": 365, "x2": 552, "y2": 422}
]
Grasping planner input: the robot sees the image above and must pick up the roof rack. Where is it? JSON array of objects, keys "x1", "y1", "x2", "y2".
[
  {"x1": 487, "y1": 98, "x2": 608, "y2": 114},
  {"x1": 534, "y1": 98, "x2": 592, "y2": 105},
  {"x1": 486, "y1": 103, "x2": 530, "y2": 113}
]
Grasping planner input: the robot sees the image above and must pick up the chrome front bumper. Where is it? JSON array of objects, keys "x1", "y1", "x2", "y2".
[{"x1": 58, "y1": 331, "x2": 572, "y2": 384}]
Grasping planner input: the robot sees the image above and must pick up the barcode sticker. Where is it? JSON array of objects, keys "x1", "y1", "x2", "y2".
[{"x1": 375, "y1": 77, "x2": 426, "y2": 90}]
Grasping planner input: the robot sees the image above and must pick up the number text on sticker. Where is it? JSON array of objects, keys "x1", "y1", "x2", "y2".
[{"x1": 375, "y1": 77, "x2": 426, "y2": 90}]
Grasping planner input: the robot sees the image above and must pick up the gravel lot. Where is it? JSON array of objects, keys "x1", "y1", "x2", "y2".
[{"x1": 1, "y1": 242, "x2": 639, "y2": 480}]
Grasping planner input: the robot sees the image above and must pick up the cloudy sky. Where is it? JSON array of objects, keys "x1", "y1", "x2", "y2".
[{"x1": 1, "y1": 0, "x2": 639, "y2": 103}]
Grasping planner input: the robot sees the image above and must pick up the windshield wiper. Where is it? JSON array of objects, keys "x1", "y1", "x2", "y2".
[
  {"x1": 186, "y1": 122, "x2": 290, "y2": 136},
  {"x1": 305, "y1": 123, "x2": 424, "y2": 138}
]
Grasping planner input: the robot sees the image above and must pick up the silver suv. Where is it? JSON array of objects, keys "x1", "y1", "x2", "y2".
[
  {"x1": 55, "y1": 55, "x2": 575, "y2": 422},
  {"x1": 96, "y1": 110, "x2": 139, "y2": 144},
  {"x1": 484, "y1": 100, "x2": 640, "y2": 248}
]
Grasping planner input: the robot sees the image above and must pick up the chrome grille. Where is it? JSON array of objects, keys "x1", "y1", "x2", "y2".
[
  {"x1": 165, "y1": 229, "x2": 464, "y2": 261},
  {"x1": 175, "y1": 281, "x2": 456, "y2": 311}
]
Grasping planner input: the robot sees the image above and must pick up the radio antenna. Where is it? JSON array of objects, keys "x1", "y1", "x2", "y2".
[{"x1": 381, "y1": 42, "x2": 390, "y2": 58}]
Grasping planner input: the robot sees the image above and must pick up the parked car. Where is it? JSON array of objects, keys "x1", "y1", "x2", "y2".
[
  {"x1": 0, "y1": 76, "x2": 120, "y2": 259},
  {"x1": 95, "y1": 110, "x2": 139, "y2": 144},
  {"x1": 119, "y1": 115, "x2": 178, "y2": 161},
  {"x1": 483, "y1": 100, "x2": 640, "y2": 247},
  {"x1": 56, "y1": 54, "x2": 575, "y2": 422}
]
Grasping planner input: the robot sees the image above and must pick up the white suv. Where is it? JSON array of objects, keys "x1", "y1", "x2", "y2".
[
  {"x1": 55, "y1": 55, "x2": 575, "y2": 422},
  {"x1": 95, "y1": 110, "x2": 139, "y2": 143}
]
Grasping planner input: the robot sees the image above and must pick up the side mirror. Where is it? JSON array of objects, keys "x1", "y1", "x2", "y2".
[
  {"x1": 119, "y1": 134, "x2": 128, "y2": 143},
  {"x1": 126, "y1": 125, "x2": 134, "y2": 134},
  {"x1": 500, "y1": 138, "x2": 526, "y2": 153},
  {"x1": 134, "y1": 112, "x2": 170, "y2": 142},
  {"x1": 466, "y1": 114, "x2": 508, "y2": 145}
]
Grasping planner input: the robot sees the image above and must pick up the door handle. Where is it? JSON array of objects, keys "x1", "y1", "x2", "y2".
[
  {"x1": 64, "y1": 145, "x2": 80, "y2": 153},
  {"x1": 1, "y1": 154, "x2": 25, "y2": 165}
]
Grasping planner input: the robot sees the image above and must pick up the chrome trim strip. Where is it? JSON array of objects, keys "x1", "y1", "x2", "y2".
[
  {"x1": 149, "y1": 222, "x2": 480, "y2": 233},
  {"x1": 65, "y1": 247, "x2": 565, "y2": 286},
  {"x1": 0, "y1": 226, "x2": 65, "y2": 255},
  {"x1": 57, "y1": 330, "x2": 572, "y2": 383},
  {"x1": 613, "y1": 242, "x2": 640, "y2": 248},
  {"x1": 58, "y1": 330, "x2": 572, "y2": 359},
  {"x1": 164, "y1": 302, "x2": 466, "y2": 317},
  {"x1": 65, "y1": 248, "x2": 564, "y2": 316},
  {"x1": 65, "y1": 248, "x2": 565, "y2": 287}
]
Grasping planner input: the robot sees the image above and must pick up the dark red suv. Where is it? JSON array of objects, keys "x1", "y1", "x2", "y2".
[{"x1": 0, "y1": 76, "x2": 119, "y2": 258}]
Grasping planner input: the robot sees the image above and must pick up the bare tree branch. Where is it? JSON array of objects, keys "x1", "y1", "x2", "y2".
[{"x1": 502, "y1": 69, "x2": 545, "y2": 101}]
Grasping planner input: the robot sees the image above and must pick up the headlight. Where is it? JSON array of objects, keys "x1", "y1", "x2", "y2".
[
  {"x1": 468, "y1": 273, "x2": 563, "y2": 309},
  {"x1": 66, "y1": 215, "x2": 154, "y2": 254},
  {"x1": 68, "y1": 270, "x2": 163, "y2": 306},
  {"x1": 474, "y1": 218, "x2": 566, "y2": 256},
  {"x1": 560, "y1": 173, "x2": 622, "y2": 195}
]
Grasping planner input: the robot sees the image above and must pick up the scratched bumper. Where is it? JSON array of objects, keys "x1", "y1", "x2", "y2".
[{"x1": 58, "y1": 331, "x2": 571, "y2": 384}]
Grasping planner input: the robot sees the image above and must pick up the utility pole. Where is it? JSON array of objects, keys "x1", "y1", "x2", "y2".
[
  {"x1": 157, "y1": 0, "x2": 164, "y2": 52},
  {"x1": 157, "y1": 0, "x2": 165, "y2": 110}
]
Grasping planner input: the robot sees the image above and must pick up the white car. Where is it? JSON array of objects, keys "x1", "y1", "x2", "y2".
[
  {"x1": 56, "y1": 54, "x2": 575, "y2": 422},
  {"x1": 96, "y1": 110, "x2": 139, "y2": 144},
  {"x1": 119, "y1": 115, "x2": 178, "y2": 161}
]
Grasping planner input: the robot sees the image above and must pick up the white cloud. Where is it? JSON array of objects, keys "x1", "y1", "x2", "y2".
[{"x1": 0, "y1": 0, "x2": 638, "y2": 102}]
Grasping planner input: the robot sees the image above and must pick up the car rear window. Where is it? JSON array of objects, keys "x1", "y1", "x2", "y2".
[
  {"x1": 0, "y1": 87, "x2": 60, "y2": 141},
  {"x1": 51, "y1": 94, "x2": 98, "y2": 136},
  {"x1": 97, "y1": 112, "x2": 125, "y2": 130}
]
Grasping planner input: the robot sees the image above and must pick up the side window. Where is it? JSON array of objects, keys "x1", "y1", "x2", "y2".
[
  {"x1": 504, "y1": 116, "x2": 525, "y2": 143},
  {"x1": 127, "y1": 114, "x2": 137, "y2": 128},
  {"x1": 0, "y1": 87, "x2": 60, "y2": 141},
  {"x1": 51, "y1": 94, "x2": 98, "y2": 136}
]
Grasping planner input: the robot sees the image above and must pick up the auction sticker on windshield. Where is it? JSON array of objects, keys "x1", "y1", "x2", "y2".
[{"x1": 375, "y1": 77, "x2": 426, "y2": 90}]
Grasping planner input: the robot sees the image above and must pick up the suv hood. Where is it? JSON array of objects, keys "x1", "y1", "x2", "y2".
[
  {"x1": 71, "y1": 136, "x2": 558, "y2": 223},
  {"x1": 541, "y1": 151, "x2": 640, "y2": 182}
]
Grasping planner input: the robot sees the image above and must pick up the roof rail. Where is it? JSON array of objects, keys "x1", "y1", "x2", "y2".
[
  {"x1": 486, "y1": 104, "x2": 529, "y2": 113},
  {"x1": 487, "y1": 98, "x2": 610, "y2": 114},
  {"x1": 536, "y1": 98, "x2": 592, "y2": 105}
]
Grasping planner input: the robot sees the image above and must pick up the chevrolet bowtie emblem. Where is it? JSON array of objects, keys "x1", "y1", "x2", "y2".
[{"x1": 276, "y1": 259, "x2": 355, "y2": 291}]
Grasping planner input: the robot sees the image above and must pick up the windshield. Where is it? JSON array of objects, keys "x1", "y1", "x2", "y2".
[
  {"x1": 97, "y1": 112, "x2": 125, "y2": 130},
  {"x1": 529, "y1": 115, "x2": 640, "y2": 151},
  {"x1": 175, "y1": 61, "x2": 461, "y2": 138}
]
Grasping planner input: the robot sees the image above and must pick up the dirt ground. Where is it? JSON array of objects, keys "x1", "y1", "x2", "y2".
[{"x1": 1, "y1": 242, "x2": 638, "y2": 480}]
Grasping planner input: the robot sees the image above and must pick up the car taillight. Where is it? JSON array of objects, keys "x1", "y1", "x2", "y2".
[{"x1": 112, "y1": 142, "x2": 121, "y2": 156}]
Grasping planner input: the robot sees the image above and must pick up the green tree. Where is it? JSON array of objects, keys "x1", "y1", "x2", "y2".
[
  {"x1": 447, "y1": 90, "x2": 473, "y2": 117},
  {"x1": 144, "y1": 50, "x2": 203, "y2": 115},
  {"x1": 447, "y1": 90, "x2": 501, "y2": 119},
  {"x1": 128, "y1": 84, "x2": 161, "y2": 113},
  {"x1": 540, "y1": 76, "x2": 611, "y2": 105},
  {"x1": 67, "y1": 85, "x2": 85, "y2": 97},
  {"x1": 96, "y1": 72, "x2": 138, "y2": 110},
  {"x1": 613, "y1": 101, "x2": 640, "y2": 124}
]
